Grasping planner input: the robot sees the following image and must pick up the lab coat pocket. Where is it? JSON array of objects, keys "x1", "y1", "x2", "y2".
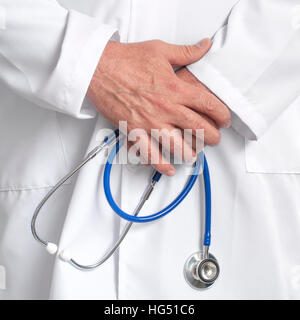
[
  {"x1": 0, "y1": 89, "x2": 68, "y2": 191},
  {"x1": 245, "y1": 100, "x2": 300, "y2": 174}
]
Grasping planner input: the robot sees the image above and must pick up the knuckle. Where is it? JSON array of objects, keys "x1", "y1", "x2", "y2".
[
  {"x1": 200, "y1": 93, "x2": 216, "y2": 113},
  {"x1": 206, "y1": 100, "x2": 217, "y2": 113},
  {"x1": 154, "y1": 98, "x2": 173, "y2": 114},
  {"x1": 200, "y1": 93, "x2": 232, "y2": 128},
  {"x1": 187, "y1": 113, "x2": 205, "y2": 130},
  {"x1": 191, "y1": 117, "x2": 202, "y2": 130},
  {"x1": 166, "y1": 79, "x2": 182, "y2": 93},
  {"x1": 181, "y1": 111, "x2": 194, "y2": 127},
  {"x1": 180, "y1": 45, "x2": 194, "y2": 59},
  {"x1": 148, "y1": 40, "x2": 165, "y2": 53}
]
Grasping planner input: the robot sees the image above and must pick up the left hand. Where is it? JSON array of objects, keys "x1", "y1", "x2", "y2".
[
  {"x1": 138, "y1": 67, "x2": 231, "y2": 167},
  {"x1": 175, "y1": 67, "x2": 229, "y2": 130}
]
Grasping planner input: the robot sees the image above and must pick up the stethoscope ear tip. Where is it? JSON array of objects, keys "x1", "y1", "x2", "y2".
[
  {"x1": 46, "y1": 242, "x2": 58, "y2": 255},
  {"x1": 59, "y1": 250, "x2": 72, "y2": 262}
]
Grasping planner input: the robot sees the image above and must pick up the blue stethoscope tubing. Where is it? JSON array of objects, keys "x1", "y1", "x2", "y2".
[{"x1": 103, "y1": 132, "x2": 212, "y2": 247}]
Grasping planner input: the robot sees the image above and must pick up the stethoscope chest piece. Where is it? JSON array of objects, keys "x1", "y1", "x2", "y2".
[{"x1": 184, "y1": 251, "x2": 220, "y2": 289}]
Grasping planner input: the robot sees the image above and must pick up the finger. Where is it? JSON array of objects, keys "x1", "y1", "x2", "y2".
[
  {"x1": 151, "y1": 126, "x2": 196, "y2": 163},
  {"x1": 176, "y1": 67, "x2": 204, "y2": 86},
  {"x1": 128, "y1": 127, "x2": 196, "y2": 164},
  {"x1": 177, "y1": 80, "x2": 231, "y2": 128},
  {"x1": 179, "y1": 128, "x2": 205, "y2": 155},
  {"x1": 127, "y1": 141, "x2": 151, "y2": 166},
  {"x1": 199, "y1": 112, "x2": 218, "y2": 128},
  {"x1": 129, "y1": 134, "x2": 175, "y2": 176},
  {"x1": 172, "y1": 105, "x2": 221, "y2": 146},
  {"x1": 161, "y1": 38, "x2": 212, "y2": 66}
]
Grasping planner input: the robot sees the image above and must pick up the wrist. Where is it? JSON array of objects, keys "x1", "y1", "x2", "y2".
[
  {"x1": 87, "y1": 41, "x2": 122, "y2": 100},
  {"x1": 97, "y1": 40, "x2": 123, "y2": 73}
]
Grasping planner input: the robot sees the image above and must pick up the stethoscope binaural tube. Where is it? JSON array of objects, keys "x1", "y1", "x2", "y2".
[{"x1": 30, "y1": 130, "x2": 122, "y2": 255}]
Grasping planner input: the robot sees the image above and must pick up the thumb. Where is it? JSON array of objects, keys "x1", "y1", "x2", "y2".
[{"x1": 163, "y1": 38, "x2": 212, "y2": 66}]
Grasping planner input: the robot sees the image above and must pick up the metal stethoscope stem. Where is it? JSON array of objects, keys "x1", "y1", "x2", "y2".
[{"x1": 61, "y1": 175, "x2": 159, "y2": 269}]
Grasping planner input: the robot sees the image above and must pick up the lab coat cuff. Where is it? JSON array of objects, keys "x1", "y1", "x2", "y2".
[
  {"x1": 187, "y1": 61, "x2": 268, "y2": 140},
  {"x1": 43, "y1": 10, "x2": 118, "y2": 119}
]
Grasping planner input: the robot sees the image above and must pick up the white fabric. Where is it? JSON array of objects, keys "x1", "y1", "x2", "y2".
[
  {"x1": 0, "y1": 0, "x2": 300, "y2": 300},
  {"x1": 0, "y1": 0, "x2": 117, "y2": 118},
  {"x1": 188, "y1": 0, "x2": 300, "y2": 140}
]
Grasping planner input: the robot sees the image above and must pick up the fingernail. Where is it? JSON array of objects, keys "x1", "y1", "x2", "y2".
[
  {"x1": 167, "y1": 168, "x2": 175, "y2": 176},
  {"x1": 222, "y1": 120, "x2": 232, "y2": 129},
  {"x1": 196, "y1": 38, "x2": 211, "y2": 48}
]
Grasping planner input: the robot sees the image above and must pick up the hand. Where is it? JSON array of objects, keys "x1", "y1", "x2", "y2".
[
  {"x1": 175, "y1": 67, "x2": 230, "y2": 129},
  {"x1": 87, "y1": 39, "x2": 230, "y2": 175}
]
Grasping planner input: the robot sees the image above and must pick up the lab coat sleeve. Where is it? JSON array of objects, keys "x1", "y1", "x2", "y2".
[
  {"x1": 187, "y1": 0, "x2": 300, "y2": 140},
  {"x1": 0, "y1": 0, "x2": 118, "y2": 119}
]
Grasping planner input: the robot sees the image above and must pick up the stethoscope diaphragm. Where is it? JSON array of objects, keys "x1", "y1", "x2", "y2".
[{"x1": 184, "y1": 251, "x2": 220, "y2": 289}]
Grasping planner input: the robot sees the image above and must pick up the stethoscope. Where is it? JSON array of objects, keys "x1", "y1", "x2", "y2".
[{"x1": 31, "y1": 129, "x2": 220, "y2": 289}]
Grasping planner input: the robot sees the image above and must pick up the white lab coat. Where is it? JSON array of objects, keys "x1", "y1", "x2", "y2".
[{"x1": 0, "y1": 0, "x2": 300, "y2": 299}]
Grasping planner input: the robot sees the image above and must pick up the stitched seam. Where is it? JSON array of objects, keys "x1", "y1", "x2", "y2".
[
  {"x1": 188, "y1": 61, "x2": 268, "y2": 137},
  {"x1": 55, "y1": 111, "x2": 69, "y2": 170},
  {"x1": 0, "y1": 182, "x2": 71, "y2": 193}
]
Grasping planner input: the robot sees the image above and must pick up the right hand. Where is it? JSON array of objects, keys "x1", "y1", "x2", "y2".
[{"x1": 87, "y1": 39, "x2": 231, "y2": 176}]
